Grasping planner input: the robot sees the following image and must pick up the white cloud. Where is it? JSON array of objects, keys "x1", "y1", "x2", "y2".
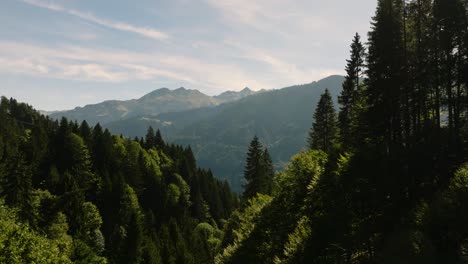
[
  {"x1": 204, "y1": 0, "x2": 375, "y2": 51},
  {"x1": 0, "y1": 38, "x2": 344, "y2": 95},
  {"x1": 0, "y1": 41, "x2": 276, "y2": 91},
  {"x1": 200, "y1": 0, "x2": 366, "y2": 85},
  {"x1": 21, "y1": 0, "x2": 170, "y2": 41},
  {"x1": 204, "y1": 0, "x2": 335, "y2": 38},
  {"x1": 0, "y1": 57, "x2": 126, "y2": 82}
]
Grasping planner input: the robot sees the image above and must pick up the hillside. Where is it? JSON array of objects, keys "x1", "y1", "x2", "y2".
[
  {"x1": 106, "y1": 75, "x2": 345, "y2": 191},
  {"x1": 0, "y1": 97, "x2": 238, "y2": 263}
]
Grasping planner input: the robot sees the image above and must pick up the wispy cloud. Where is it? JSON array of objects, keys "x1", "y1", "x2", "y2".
[
  {"x1": 0, "y1": 41, "x2": 273, "y2": 91},
  {"x1": 0, "y1": 56, "x2": 128, "y2": 82},
  {"x1": 204, "y1": 0, "x2": 373, "y2": 44},
  {"x1": 204, "y1": 0, "x2": 291, "y2": 37},
  {"x1": 221, "y1": 40, "x2": 341, "y2": 86},
  {"x1": 21, "y1": 0, "x2": 170, "y2": 41}
]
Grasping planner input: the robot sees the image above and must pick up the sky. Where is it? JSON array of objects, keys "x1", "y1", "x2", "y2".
[{"x1": 0, "y1": 0, "x2": 377, "y2": 111}]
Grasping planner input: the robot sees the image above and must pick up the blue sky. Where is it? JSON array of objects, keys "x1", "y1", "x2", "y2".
[{"x1": 0, "y1": 0, "x2": 376, "y2": 110}]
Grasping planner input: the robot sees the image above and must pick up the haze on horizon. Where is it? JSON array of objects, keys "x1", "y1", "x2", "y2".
[{"x1": 0, "y1": 0, "x2": 376, "y2": 111}]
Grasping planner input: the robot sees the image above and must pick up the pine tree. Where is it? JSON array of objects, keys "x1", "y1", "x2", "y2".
[
  {"x1": 79, "y1": 120, "x2": 92, "y2": 147},
  {"x1": 338, "y1": 33, "x2": 366, "y2": 149},
  {"x1": 110, "y1": 184, "x2": 145, "y2": 264},
  {"x1": 145, "y1": 126, "x2": 156, "y2": 149},
  {"x1": 308, "y1": 89, "x2": 338, "y2": 153},
  {"x1": 366, "y1": 0, "x2": 406, "y2": 155},
  {"x1": 243, "y1": 136, "x2": 265, "y2": 199}
]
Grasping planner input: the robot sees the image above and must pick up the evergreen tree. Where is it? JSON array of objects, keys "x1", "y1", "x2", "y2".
[
  {"x1": 242, "y1": 137, "x2": 274, "y2": 199},
  {"x1": 308, "y1": 89, "x2": 338, "y2": 153},
  {"x1": 145, "y1": 126, "x2": 156, "y2": 149},
  {"x1": 366, "y1": 0, "x2": 406, "y2": 155},
  {"x1": 243, "y1": 136, "x2": 265, "y2": 199},
  {"x1": 338, "y1": 33, "x2": 366, "y2": 149},
  {"x1": 79, "y1": 120, "x2": 92, "y2": 147},
  {"x1": 108, "y1": 184, "x2": 146, "y2": 264}
]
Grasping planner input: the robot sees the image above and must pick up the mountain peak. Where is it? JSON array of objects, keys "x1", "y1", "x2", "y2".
[
  {"x1": 140, "y1": 87, "x2": 205, "y2": 100},
  {"x1": 139, "y1": 88, "x2": 171, "y2": 99},
  {"x1": 214, "y1": 87, "x2": 257, "y2": 103}
]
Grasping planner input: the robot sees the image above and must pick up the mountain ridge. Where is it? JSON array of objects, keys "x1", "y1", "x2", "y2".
[{"x1": 50, "y1": 86, "x2": 259, "y2": 125}]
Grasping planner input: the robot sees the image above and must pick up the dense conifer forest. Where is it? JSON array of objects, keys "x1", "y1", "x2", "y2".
[
  {"x1": 217, "y1": 0, "x2": 468, "y2": 263},
  {"x1": 0, "y1": 97, "x2": 238, "y2": 263},
  {"x1": 1, "y1": 0, "x2": 468, "y2": 263}
]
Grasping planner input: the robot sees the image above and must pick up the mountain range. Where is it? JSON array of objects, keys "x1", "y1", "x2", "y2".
[
  {"x1": 50, "y1": 86, "x2": 258, "y2": 125},
  {"x1": 50, "y1": 75, "x2": 344, "y2": 192}
]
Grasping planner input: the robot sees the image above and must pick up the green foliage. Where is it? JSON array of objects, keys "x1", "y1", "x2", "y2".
[
  {"x1": 218, "y1": 151, "x2": 327, "y2": 263},
  {"x1": 243, "y1": 136, "x2": 274, "y2": 199},
  {"x1": 71, "y1": 239, "x2": 107, "y2": 264},
  {"x1": 192, "y1": 222, "x2": 224, "y2": 263},
  {"x1": 243, "y1": 136, "x2": 263, "y2": 198},
  {"x1": 274, "y1": 216, "x2": 311, "y2": 264},
  {"x1": 112, "y1": 184, "x2": 145, "y2": 264},
  {"x1": 167, "y1": 183, "x2": 182, "y2": 206},
  {"x1": 338, "y1": 33, "x2": 367, "y2": 150},
  {"x1": 216, "y1": 193, "x2": 272, "y2": 263},
  {"x1": 275, "y1": 150, "x2": 327, "y2": 199},
  {"x1": 0, "y1": 97, "x2": 238, "y2": 263},
  {"x1": 0, "y1": 200, "x2": 72, "y2": 263},
  {"x1": 47, "y1": 212, "x2": 73, "y2": 256}
]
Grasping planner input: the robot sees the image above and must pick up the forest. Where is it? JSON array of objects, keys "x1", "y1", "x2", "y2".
[
  {"x1": 0, "y1": 97, "x2": 238, "y2": 263},
  {"x1": 1, "y1": 0, "x2": 468, "y2": 263},
  {"x1": 217, "y1": 0, "x2": 468, "y2": 263}
]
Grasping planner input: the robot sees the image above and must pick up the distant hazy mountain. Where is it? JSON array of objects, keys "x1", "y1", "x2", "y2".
[
  {"x1": 50, "y1": 87, "x2": 257, "y2": 125},
  {"x1": 214, "y1": 87, "x2": 257, "y2": 104},
  {"x1": 105, "y1": 75, "x2": 345, "y2": 192}
]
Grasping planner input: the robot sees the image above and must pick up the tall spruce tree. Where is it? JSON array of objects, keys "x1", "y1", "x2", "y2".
[
  {"x1": 243, "y1": 136, "x2": 272, "y2": 199},
  {"x1": 145, "y1": 126, "x2": 156, "y2": 149},
  {"x1": 338, "y1": 33, "x2": 366, "y2": 149},
  {"x1": 366, "y1": 0, "x2": 406, "y2": 155},
  {"x1": 308, "y1": 89, "x2": 338, "y2": 153}
]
